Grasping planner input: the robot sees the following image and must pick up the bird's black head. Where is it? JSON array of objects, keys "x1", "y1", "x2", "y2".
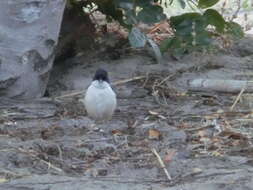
[{"x1": 93, "y1": 68, "x2": 110, "y2": 83}]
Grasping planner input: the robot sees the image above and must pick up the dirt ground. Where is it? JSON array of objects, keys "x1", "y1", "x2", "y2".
[{"x1": 1, "y1": 36, "x2": 253, "y2": 190}]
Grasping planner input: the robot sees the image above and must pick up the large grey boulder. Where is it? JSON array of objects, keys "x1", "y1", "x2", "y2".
[{"x1": 0, "y1": 0, "x2": 66, "y2": 99}]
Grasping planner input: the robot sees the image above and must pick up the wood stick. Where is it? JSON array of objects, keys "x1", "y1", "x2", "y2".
[
  {"x1": 230, "y1": 87, "x2": 245, "y2": 111},
  {"x1": 54, "y1": 90, "x2": 85, "y2": 99},
  {"x1": 17, "y1": 148, "x2": 63, "y2": 173},
  {"x1": 56, "y1": 144, "x2": 63, "y2": 160},
  {"x1": 112, "y1": 76, "x2": 146, "y2": 86},
  {"x1": 151, "y1": 148, "x2": 172, "y2": 181},
  {"x1": 157, "y1": 74, "x2": 174, "y2": 86},
  {"x1": 184, "y1": 125, "x2": 214, "y2": 132},
  {"x1": 54, "y1": 75, "x2": 146, "y2": 99},
  {"x1": 41, "y1": 159, "x2": 63, "y2": 172},
  {"x1": 188, "y1": 79, "x2": 253, "y2": 93}
]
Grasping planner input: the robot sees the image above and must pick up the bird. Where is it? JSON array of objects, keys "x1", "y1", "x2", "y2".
[{"x1": 83, "y1": 68, "x2": 117, "y2": 123}]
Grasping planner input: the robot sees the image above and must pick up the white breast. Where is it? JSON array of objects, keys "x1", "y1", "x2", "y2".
[{"x1": 84, "y1": 81, "x2": 117, "y2": 121}]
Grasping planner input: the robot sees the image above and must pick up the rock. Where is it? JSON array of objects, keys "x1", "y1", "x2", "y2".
[
  {"x1": 235, "y1": 36, "x2": 253, "y2": 57},
  {"x1": 0, "y1": 0, "x2": 66, "y2": 98}
]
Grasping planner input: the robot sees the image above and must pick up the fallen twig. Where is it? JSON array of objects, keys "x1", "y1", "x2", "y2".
[
  {"x1": 54, "y1": 75, "x2": 146, "y2": 99},
  {"x1": 184, "y1": 125, "x2": 214, "y2": 132},
  {"x1": 188, "y1": 79, "x2": 252, "y2": 93},
  {"x1": 54, "y1": 90, "x2": 85, "y2": 100},
  {"x1": 151, "y1": 148, "x2": 172, "y2": 181},
  {"x1": 82, "y1": 137, "x2": 114, "y2": 143},
  {"x1": 230, "y1": 87, "x2": 245, "y2": 111},
  {"x1": 56, "y1": 144, "x2": 63, "y2": 160},
  {"x1": 1, "y1": 177, "x2": 169, "y2": 187},
  {"x1": 157, "y1": 74, "x2": 175, "y2": 86},
  {"x1": 142, "y1": 72, "x2": 150, "y2": 87},
  {"x1": 17, "y1": 148, "x2": 63, "y2": 173},
  {"x1": 41, "y1": 159, "x2": 63, "y2": 173},
  {"x1": 170, "y1": 110, "x2": 253, "y2": 122},
  {"x1": 113, "y1": 75, "x2": 146, "y2": 86}
]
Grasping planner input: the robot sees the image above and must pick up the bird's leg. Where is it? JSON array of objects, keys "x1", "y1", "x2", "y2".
[{"x1": 92, "y1": 120, "x2": 106, "y2": 133}]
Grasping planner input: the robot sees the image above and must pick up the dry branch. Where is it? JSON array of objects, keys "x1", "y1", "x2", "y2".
[
  {"x1": 230, "y1": 87, "x2": 245, "y2": 111},
  {"x1": 55, "y1": 75, "x2": 146, "y2": 99},
  {"x1": 151, "y1": 148, "x2": 172, "y2": 181},
  {"x1": 188, "y1": 79, "x2": 253, "y2": 93}
]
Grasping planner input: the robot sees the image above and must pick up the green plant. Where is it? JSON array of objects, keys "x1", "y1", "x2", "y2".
[
  {"x1": 160, "y1": 0, "x2": 244, "y2": 58},
  {"x1": 67, "y1": 0, "x2": 244, "y2": 60},
  {"x1": 114, "y1": 0, "x2": 167, "y2": 63}
]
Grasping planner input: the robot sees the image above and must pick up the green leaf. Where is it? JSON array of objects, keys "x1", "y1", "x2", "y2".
[
  {"x1": 124, "y1": 9, "x2": 138, "y2": 25},
  {"x1": 136, "y1": 0, "x2": 154, "y2": 7},
  {"x1": 170, "y1": 13, "x2": 202, "y2": 28},
  {"x1": 169, "y1": 11, "x2": 215, "y2": 54},
  {"x1": 169, "y1": 0, "x2": 174, "y2": 5},
  {"x1": 173, "y1": 47, "x2": 187, "y2": 58},
  {"x1": 160, "y1": 38, "x2": 173, "y2": 53},
  {"x1": 170, "y1": 13, "x2": 206, "y2": 36},
  {"x1": 195, "y1": 31, "x2": 212, "y2": 45},
  {"x1": 159, "y1": 37, "x2": 186, "y2": 58},
  {"x1": 137, "y1": 5, "x2": 166, "y2": 24},
  {"x1": 198, "y1": 0, "x2": 220, "y2": 8},
  {"x1": 128, "y1": 27, "x2": 147, "y2": 48},
  {"x1": 164, "y1": 37, "x2": 182, "y2": 49},
  {"x1": 160, "y1": 37, "x2": 181, "y2": 52},
  {"x1": 115, "y1": 0, "x2": 134, "y2": 10},
  {"x1": 204, "y1": 9, "x2": 225, "y2": 33},
  {"x1": 242, "y1": 0, "x2": 250, "y2": 9},
  {"x1": 96, "y1": 0, "x2": 125, "y2": 25},
  {"x1": 147, "y1": 38, "x2": 162, "y2": 64},
  {"x1": 178, "y1": 0, "x2": 186, "y2": 9},
  {"x1": 225, "y1": 21, "x2": 244, "y2": 39}
]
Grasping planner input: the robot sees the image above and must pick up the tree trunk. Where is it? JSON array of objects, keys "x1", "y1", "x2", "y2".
[{"x1": 0, "y1": 0, "x2": 66, "y2": 99}]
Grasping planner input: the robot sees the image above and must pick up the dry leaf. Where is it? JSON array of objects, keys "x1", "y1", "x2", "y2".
[
  {"x1": 178, "y1": 122, "x2": 191, "y2": 129},
  {"x1": 197, "y1": 130, "x2": 208, "y2": 138},
  {"x1": 158, "y1": 115, "x2": 167, "y2": 120},
  {"x1": 204, "y1": 115, "x2": 215, "y2": 120},
  {"x1": 127, "y1": 120, "x2": 138, "y2": 128},
  {"x1": 164, "y1": 149, "x2": 177, "y2": 163},
  {"x1": 130, "y1": 139, "x2": 149, "y2": 146},
  {"x1": 148, "y1": 129, "x2": 161, "y2": 140},
  {"x1": 211, "y1": 151, "x2": 222, "y2": 157},
  {"x1": 0, "y1": 178, "x2": 7, "y2": 183},
  {"x1": 199, "y1": 137, "x2": 211, "y2": 145},
  {"x1": 219, "y1": 130, "x2": 248, "y2": 141},
  {"x1": 178, "y1": 92, "x2": 187, "y2": 96},
  {"x1": 192, "y1": 167, "x2": 202, "y2": 174},
  {"x1": 149, "y1": 110, "x2": 159, "y2": 115},
  {"x1": 111, "y1": 129, "x2": 123, "y2": 136},
  {"x1": 231, "y1": 140, "x2": 241, "y2": 146},
  {"x1": 217, "y1": 109, "x2": 224, "y2": 113},
  {"x1": 148, "y1": 110, "x2": 166, "y2": 119}
]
